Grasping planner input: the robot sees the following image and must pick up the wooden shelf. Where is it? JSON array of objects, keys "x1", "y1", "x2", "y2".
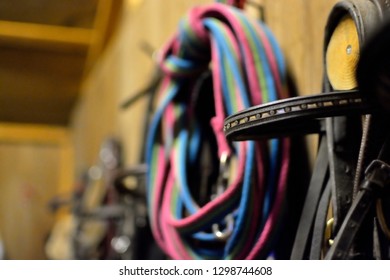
[
  {"x1": 0, "y1": 20, "x2": 92, "y2": 52},
  {"x1": 0, "y1": 0, "x2": 123, "y2": 126},
  {"x1": 0, "y1": 122, "x2": 69, "y2": 145}
]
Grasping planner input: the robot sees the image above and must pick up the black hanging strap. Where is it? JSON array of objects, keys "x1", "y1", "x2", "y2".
[{"x1": 290, "y1": 135, "x2": 329, "y2": 259}]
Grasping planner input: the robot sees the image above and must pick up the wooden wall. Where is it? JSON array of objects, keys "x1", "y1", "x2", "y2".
[
  {"x1": 260, "y1": 0, "x2": 340, "y2": 95},
  {"x1": 0, "y1": 124, "x2": 73, "y2": 259}
]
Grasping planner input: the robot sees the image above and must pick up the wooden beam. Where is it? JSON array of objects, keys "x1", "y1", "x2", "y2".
[
  {"x1": 0, "y1": 20, "x2": 92, "y2": 52},
  {"x1": 0, "y1": 123, "x2": 70, "y2": 145},
  {"x1": 84, "y1": 0, "x2": 114, "y2": 72}
]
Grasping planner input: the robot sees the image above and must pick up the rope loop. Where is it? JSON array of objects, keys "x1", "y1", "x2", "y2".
[{"x1": 146, "y1": 3, "x2": 291, "y2": 260}]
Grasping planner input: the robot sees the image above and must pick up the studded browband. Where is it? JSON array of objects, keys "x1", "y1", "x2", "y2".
[{"x1": 223, "y1": 89, "x2": 373, "y2": 140}]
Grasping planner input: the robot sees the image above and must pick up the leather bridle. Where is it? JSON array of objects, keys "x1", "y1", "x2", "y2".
[{"x1": 224, "y1": 0, "x2": 390, "y2": 260}]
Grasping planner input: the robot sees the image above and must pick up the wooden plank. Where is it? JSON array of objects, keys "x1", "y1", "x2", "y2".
[
  {"x1": 0, "y1": 20, "x2": 92, "y2": 52},
  {"x1": 0, "y1": 0, "x2": 98, "y2": 29},
  {"x1": 84, "y1": 0, "x2": 115, "y2": 72},
  {"x1": 0, "y1": 123, "x2": 70, "y2": 145},
  {"x1": 0, "y1": 143, "x2": 61, "y2": 259},
  {"x1": 0, "y1": 123, "x2": 74, "y2": 259}
]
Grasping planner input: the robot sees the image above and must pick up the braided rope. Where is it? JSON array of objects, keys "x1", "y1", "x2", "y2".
[{"x1": 145, "y1": 3, "x2": 290, "y2": 259}]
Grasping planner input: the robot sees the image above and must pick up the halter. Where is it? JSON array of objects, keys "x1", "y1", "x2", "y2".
[{"x1": 145, "y1": 3, "x2": 290, "y2": 259}]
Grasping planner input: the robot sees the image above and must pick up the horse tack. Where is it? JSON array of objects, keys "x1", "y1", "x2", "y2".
[
  {"x1": 289, "y1": 0, "x2": 390, "y2": 260},
  {"x1": 144, "y1": 2, "x2": 293, "y2": 260},
  {"x1": 224, "y1": 0, "x2": 390, "y2": 259},
  {"x1": 327, "y1": 7, "x2": 390, "y2": 259},
  {"x1": 358, "y1": 17, "x2": 390, "y2": 256},
  {"x1": 323, "y1": 0, "x2": 390, "y2": 259}
]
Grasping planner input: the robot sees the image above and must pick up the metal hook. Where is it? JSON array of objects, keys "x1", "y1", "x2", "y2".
[
  {"x1": 212, "y1": 214, "x2": 235, "y2": 241},
  {"x1": 211, "y1": 152, "x2": 234, "y2": 240}
]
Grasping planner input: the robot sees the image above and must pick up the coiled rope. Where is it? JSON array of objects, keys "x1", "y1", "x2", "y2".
[{"x1": 145, "y1": 3, "x2": 290, "y2": 259}]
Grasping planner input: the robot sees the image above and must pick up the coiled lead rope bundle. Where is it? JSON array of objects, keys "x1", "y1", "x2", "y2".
[{"x1": 145, "y1": 3, "x2": 290, "y2": 259}]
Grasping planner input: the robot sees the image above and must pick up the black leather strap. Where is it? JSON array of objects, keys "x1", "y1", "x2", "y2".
[
  {"x1": 290, "y1": 136, "x2": 329, "y2": 259},
  {"x1": 309, "y1": 179, "x2": 331, "y2": 259},
  {"x1": 325, "y1": 159, "x2": 390, "y2": 259},
  {"x1": 325, "y1": 116, "x2": 362, "y2": 232}
]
